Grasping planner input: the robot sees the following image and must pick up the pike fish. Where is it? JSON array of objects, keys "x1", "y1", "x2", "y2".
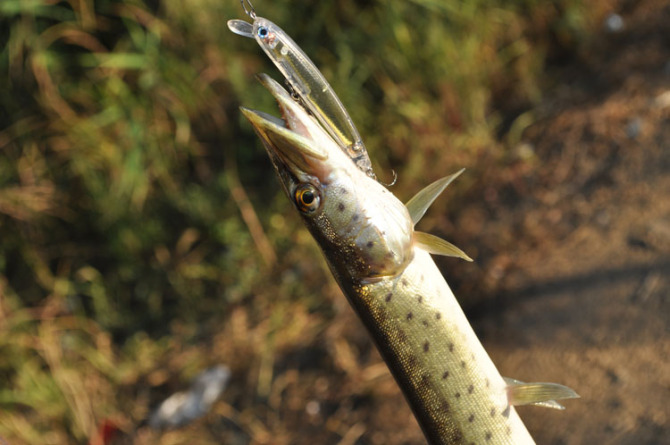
[{"x1": 239, "y1": 74, "x2": 578, "y2": 444}]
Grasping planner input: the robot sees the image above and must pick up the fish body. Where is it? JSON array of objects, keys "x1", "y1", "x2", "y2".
[
  {"x1": 239, "y1": 74, "x2": 577, "y2": 444},
  {"x1": 341, "y1": 248, "x2": 534, "y2": 444}
]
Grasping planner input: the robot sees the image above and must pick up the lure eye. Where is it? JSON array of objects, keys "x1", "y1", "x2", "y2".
[
  {"x1": 257, "y1": 26, "x2": 269, "y2": 39},
  {"x1": 294, "y1": 184, "x2": 321, "y2": 213}
]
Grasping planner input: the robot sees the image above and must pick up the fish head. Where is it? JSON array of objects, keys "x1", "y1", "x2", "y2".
[{"x1": 241, "y1": 74, "x2": 414, "y2": 282}]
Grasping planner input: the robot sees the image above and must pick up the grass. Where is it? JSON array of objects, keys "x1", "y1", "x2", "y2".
[{"x1": 0, "y1": 0, "x2": 607, "y2": 443}]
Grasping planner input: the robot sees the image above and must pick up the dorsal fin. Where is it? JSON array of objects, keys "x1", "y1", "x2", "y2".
[
  {"x1": 504, "y1": 377, "x2": 580, "y2": 410},
  {"x1": 414, "y1": 231, "x2": 473, "y2": 262},
  {"x1": 405, "y1": 169, "x2": 465, "y2": 226}
]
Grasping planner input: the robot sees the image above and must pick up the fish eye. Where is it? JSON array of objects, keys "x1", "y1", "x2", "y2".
[
  {"x1": 257, "y1": 26, "x2": 269, "y2": 39},
  {"x1": 294, "y1": 184, "x2": 321, "y2": 213}
]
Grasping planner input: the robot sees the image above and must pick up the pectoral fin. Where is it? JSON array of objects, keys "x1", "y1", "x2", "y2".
[
  {"x1": 504, "y1": 377, "x2": 580, "y2": 410},
  {"x1": 414, "y1": 231, "x2": 473, "y2": 262},
  {"x1": 405, "y1": 169, "x2": 465, "y2": 226}
]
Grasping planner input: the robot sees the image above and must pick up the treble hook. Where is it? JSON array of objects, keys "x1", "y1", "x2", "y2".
[
  {"x1": 382, "y1": 169, "x2": 398, "y2": 187},
  {"x1": 240, "y1": 0, "x2": 257, "y2": 19}
]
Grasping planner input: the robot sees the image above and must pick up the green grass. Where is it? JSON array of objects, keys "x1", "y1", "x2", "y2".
[{"x1": 0, "y1": 1, "x2": 605, "y2": 443}]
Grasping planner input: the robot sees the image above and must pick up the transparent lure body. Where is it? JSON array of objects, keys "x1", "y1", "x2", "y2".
[{"x1": 228, "y1": 16, "x2": 376, "y2": 179}]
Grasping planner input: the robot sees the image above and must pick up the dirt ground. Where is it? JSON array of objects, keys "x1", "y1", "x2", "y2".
[
  {"x1": 481, "y1": 2, "x2": 670, "y2": 443},
  {"x1": 343, "y1": 1, "x2": 670, "y2": 444},
  {"x1": 457, "y1": 1, "x2": 670, "y2": 443}
]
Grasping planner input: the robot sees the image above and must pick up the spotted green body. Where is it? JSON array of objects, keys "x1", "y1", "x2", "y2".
[
  {"x1": 239, "y1": 74, "x2": 578, "y2": 444},
  {"x1": 342, "y1": 249, "x2": 533, "y2": 444}
]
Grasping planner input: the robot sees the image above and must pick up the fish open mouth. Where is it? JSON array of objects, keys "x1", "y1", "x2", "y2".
[{"x1": 240, "y1": 74, "x2": 331, "y2": 176}]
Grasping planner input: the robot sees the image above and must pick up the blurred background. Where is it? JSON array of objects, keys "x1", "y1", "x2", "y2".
[{"x1": 0, "y1": 0, "x2": 667, "y2": 444}]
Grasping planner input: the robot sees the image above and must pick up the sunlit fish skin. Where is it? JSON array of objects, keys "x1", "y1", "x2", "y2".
[
  {"x1": 240, "y1": 74, "x2": 578, "y2": 444},
  {"x1": 228, "y1": 16, "x2": 376, "y2": 179}
]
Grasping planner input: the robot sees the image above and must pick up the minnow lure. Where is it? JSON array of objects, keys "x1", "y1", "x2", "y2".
[
  {"x1": 239, "y1": 73, "x2": 579, "y2": 444},
  {"x1": 227, "y1": 1, "x2": 376, "y2": 180}
]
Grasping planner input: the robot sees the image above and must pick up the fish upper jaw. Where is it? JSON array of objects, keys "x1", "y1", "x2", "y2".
[{"x1": 240, "y1": 73, "x2": 358, "y2": 185}]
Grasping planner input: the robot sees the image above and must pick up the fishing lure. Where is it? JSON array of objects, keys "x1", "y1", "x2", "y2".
[{"x1": 227, "y1": 0, "x2": 377, "y2": 180}]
